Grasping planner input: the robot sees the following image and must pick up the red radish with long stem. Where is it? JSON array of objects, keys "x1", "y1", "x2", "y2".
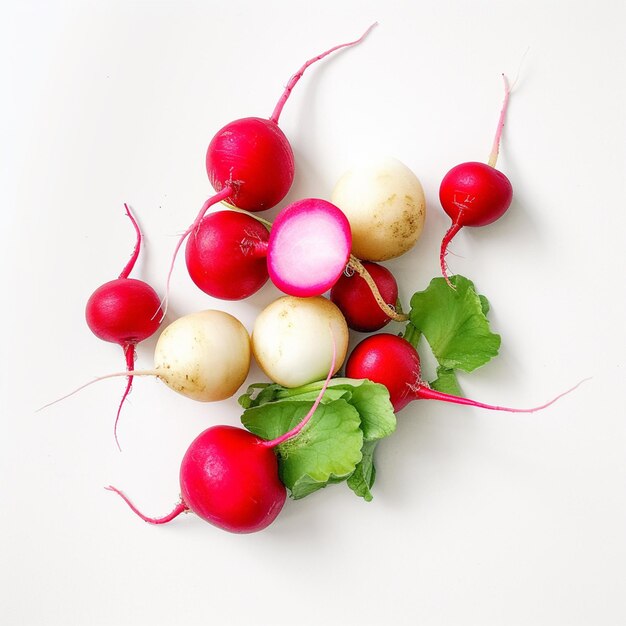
[
  {"x1": 106, "y1": 338, "x2": 337, "y2": 533},
  {"x1": 439, "y1": 75, "x2": 513, "y2": 287},
  {"x1": 164, "y1": 24, "x2": 376, "y2": 310},
  {"x1": 84, "y1": 205, "x2": 162, "y2": 447},
  {"x1": 345, "y1": 333, "x2": 583, "y2": 413}
]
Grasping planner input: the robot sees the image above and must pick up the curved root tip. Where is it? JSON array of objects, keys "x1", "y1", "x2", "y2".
[
  {"x1": 348, "y1": 255, "x2": 409, "y2": 322},
  {"x1": 106, "y1": 485, "x2": 189, "y2": 525},
  {"x1": 440, "y1": 223, "x2": 462, "y2": 289}
]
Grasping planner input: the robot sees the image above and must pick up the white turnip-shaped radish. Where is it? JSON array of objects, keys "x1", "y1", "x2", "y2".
[
  {"x1": 252, "y1": 296, "x2": 349, "y2": 388},
  {"x1": 331, "y1": 157, "x2": 426, "y2": 261}
]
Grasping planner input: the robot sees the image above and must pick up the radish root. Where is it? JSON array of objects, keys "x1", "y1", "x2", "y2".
[{"x1": 348, "y1": 255, "x2": 408, "y2": 322}]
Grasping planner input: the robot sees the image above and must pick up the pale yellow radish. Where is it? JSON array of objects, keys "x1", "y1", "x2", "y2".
[{"x1": 331, "y1": 157, "x2": 425, "y2": 261}]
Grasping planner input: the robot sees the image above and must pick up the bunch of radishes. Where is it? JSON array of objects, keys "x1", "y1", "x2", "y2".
[{"x1": 61, "y1": 25, "x2": 579, "y2": 535}]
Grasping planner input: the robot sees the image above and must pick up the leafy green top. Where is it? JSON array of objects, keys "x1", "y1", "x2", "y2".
[
  {"x1": 407, "y1": 275, "x2": 500, "y2": 392},
  {"x1": 239, "y1": 379, "x2": 396, "y2": 501}
]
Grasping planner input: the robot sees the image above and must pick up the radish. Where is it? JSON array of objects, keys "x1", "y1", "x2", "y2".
[
  {"x1": 185, "y1": 210, "x2": 270, "y2": 300},
  {"x1": 330, "y1": 261, "x2": 400, "y2": 332},
  {"x1": 267, "y1": 198, "x2": 352, "y2": 297},
  {"x1": 164, "y1": 25, "x2": 376, "y2": 309},
  {"x1": 84, "y1": 204, "x2": 162, "y2": 446},
  {"x1": 106, "y1": 339, "x2": 337, "y2": 533},
  {"x1": 331, "y1": 157, "x2": 426, "y2": 261},
  {"x1": 345, "y1": 333, "x2": 582, "y2": 413},
  {"x1": 252, "y1": 296, "x2": 348, "y2": 387},
  {"x1": 439, "y1": 75, "x2": 513, "y2": 286}
]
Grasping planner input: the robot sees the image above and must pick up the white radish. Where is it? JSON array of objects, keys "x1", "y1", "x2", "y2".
[
  {"x1": 154, "y1": 310, "x2": 251, "y2": 401},
  {"x1": 331, "y1": 156, "x2": 426, "y2": 261},
  {"x1": 252, "y1": 296, "x2": 348, "y2": 388}
]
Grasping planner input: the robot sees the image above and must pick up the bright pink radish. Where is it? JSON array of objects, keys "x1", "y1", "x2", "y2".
[
  {"x1": 345, "y1": 333, "x2": 581, "y2": 413},
  {"x1": 164, "y1": 25, "x2": 375, "y2": 310},
  {"x1": 185, "y1": 210, "x2": 270, "y2": 300},
  {"x1": 330, "y1": 261, "x2": 399, "y2": 332},
  {"x1": 267, "y1": 198, "x2": 352, "y2": 297},
  {"x1": 439, "y1": 75, "x2": 513, "y2": 286},
  {"x1": 85, "y1": 205, "x2": 162, "y2": 446},
  {"x1": 106, "y1": 339, "x2": 337, "y2": 533}
]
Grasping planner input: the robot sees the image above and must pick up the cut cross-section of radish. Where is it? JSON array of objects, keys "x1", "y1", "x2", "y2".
[{"x1": 267, "y1": 199, "x2": 352, "y2": 296}]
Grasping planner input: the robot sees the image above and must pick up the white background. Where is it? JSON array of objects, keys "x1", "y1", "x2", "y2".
[{"x1": 2, "y1": 1, "x2": 625, "y2": 625}]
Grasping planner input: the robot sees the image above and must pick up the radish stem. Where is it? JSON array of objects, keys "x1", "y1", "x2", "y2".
[
  {"x1": 487, "y1": 74, "x2": 511, "y2": 168},
  {"x1": 348, "y1": 256, "x2": 408, "y2": 322},
  {"x1": 270, "y1": 23, "x2": 377, "y2": 124},
  {"x1": 118, "y1": 204, "x2": 142, "y2": 280},
  {"x1": 262, "y1": 333, "x2": 337, "y2": 448},
  {"x1": 105, "y1": 486, "x2": 189, "y2": 524},
  {"x1": 161, "y1": 186, "x2": 233, "y2": 318}
]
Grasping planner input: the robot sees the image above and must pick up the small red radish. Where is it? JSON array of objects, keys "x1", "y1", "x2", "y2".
[
  {"x1": 185, "y1": 210, "x2": 270, "y2": 300},
  {"x1": 267, "y1": 198, "x2": 352, "y2": 297},
  {"x1": 439, "y1": 75, "x2": 513, "y2": 286},
  {"x1": 331, "y1": 261, "x2": 399, "y2": 332},
  {"x1": 345, "y1": 333, "x2": 581, "y2": 413},
  {"x1": 164, "y1": 25, "x2": 375, "y2": 309},
  {"x1": 84, "y1": 205, "x2": 162, "y2": 446},
  {"x1": 106, "y1": 339, "x2": 337, "y2": 533}
]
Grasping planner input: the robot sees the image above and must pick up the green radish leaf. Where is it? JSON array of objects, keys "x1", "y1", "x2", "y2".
[
  {"x1": 239, "y1": 378, "x2": 396, "y2": 500},
  {"x1": 347, "y1": 440, "x2": 378, "y2": 502},
  {"x1": 242, "y1": 399, "x2": 363, "y2": 500},
  {"x1": 430, "y1": 366, "x2": 464, "y2": 396},
  {"x1": 409, "y1": 275, "x2": 500, "y2": 372}
]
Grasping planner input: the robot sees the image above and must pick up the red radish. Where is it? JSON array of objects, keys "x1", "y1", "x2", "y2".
[
  {"x1": 85, "y1": 205, "x2": 162, "y2": 447},
  {"x1": 267, "y1": 198, "x2": 352, "y2": 297},
  {"x1": 164, "y1": 25, "x2": 376, "y2": 310},
  {"x1": 185, "y1": 210, "x2": 270, "y2": 300},
  {"x1": 106, "y1": 338, "x2": 337, "y2": 533},
  {"x1": 439, "y1": 75, "x2": 513, "y2": 286},
  {"x1": 331, "y1": 261, "x2": 399, "y2": 332},
  {"x1": 345, "y1": 333, "x2": 582, "y2": 413}
]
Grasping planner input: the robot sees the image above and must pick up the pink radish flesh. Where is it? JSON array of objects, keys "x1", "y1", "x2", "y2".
[
  {"x1": 345, "y1": 333, "x2": 579, "y2": 413},
  {"x1": 439, "y1": 76, "x2": 513, "y2": 285},
  {"x1": 85, "y1": 205, "x2": 162, "y2": 447},
  {"x1": 267, "y1": 199, "x2": 352, "y2": 297},
  {"x1": 185, "y1": 210, "x2": 269, "y2": 300},
  {"x1": 106, "y1": 340, "x2": 337, "y2": 533},
  {"x1": 330, "y1": 261, "x2": 399, "y2": 332}
]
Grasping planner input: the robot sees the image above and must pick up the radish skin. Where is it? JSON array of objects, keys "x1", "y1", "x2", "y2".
[
  {"x1": 252, "y1": 296, "x2": 348, "y2": 388},
  {"x1": 185, "y1": 210, "x2": 270, "y2": 300},
  {"x1": 331, "y1": 157, "x2": 425, "y2": 261},
  {"x1": 153, "y1": 310, "x2": 251, "y2": 402}
]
